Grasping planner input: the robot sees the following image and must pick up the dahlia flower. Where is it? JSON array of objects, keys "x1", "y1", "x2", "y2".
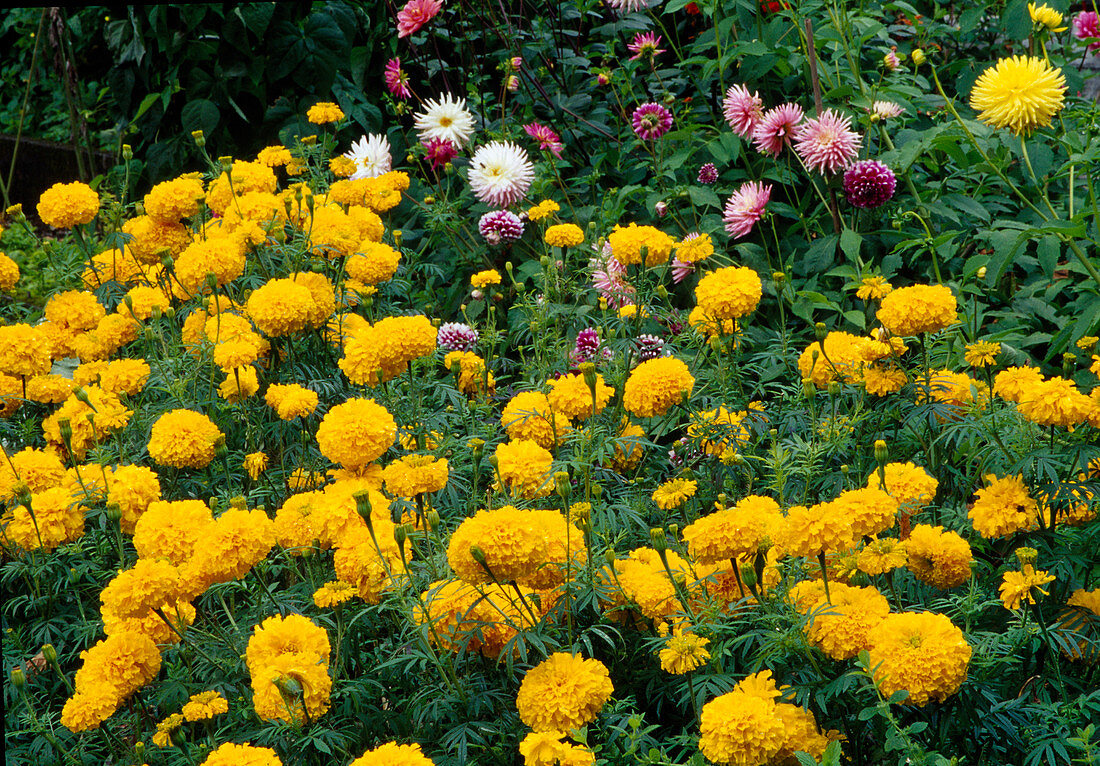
[
  {"x1": 396, "y1": 0, "x2": 442, "y2": 38},
  {"x1": 632, "y1": 102, "x2": 673, "y2": 140},
  {"x1": 628, "y1": 31, "x2": 665, "y2": 60},
  {"x1": 345, "y1": 134, "x2": 392, "y2": 179},
  {"x1": 524, "y1": 122, "x2": 564, "y2": 157},
  {"x1": 478, "y1": 209, "x2": 524, "y2": 243},
  {"x1": 722, "y1": 84, "x2": 764, "y2": 138},
  {"x1": 722, "y1": 181, "x2": 772, "y2": 239},
  {"x1": 842, "y1": 160, "x2": 896, "y2": 208},
  {"x1": 467, "y1": 141, "x2": 535, "y2": 208},
  {"x1": 1075, "y1": 11, "x2": 1100, "y2": 50},
  {"x1": 414, "y1": 94, "x2": 475, "y2": 147},
  {"x1": 384, "y1": 57, "x2": 411, "y2": 99},
  {"x1": 794, "y1": 109, "x2": 862, "y2": 174},
  {"x1": 969, "y1": 55, "x2": 1066, "y2": 135},
  {"x1": 752, "y1": 103, "x2": 803, "y2": 155}
]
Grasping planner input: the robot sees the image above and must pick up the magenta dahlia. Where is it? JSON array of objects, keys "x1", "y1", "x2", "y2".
[
  {"x1": 438, "y1": 322, "x2": 479, "y2": 352},
  {"x1": 1075, "y1": 11, "x2": 1100, "y2": 50},
  {"x1": 632, "y1": 102, "x2": 673, "y2": 141},
  {"x1": 479, "y1": 210, "x2": 525, "y2": 244},
  {"x1": 697, "y1": 163, "x2": 718, "y2": 184},
  {"x1": 842, "y1": 160, "x2": 896, "y2": 209},
  {"x1": 722, "y1": 84, "x2": 764, "y2": 139},
  {"x1": 752, "y1": 103, "x2": 804, "y2": 155}
]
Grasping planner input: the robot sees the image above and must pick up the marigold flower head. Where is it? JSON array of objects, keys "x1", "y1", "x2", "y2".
[
  {"x1": 307, "y1": 101, "x2": 345, "y2": 124},
  {"x1": 317, "y1": 398, "x2": 397, "y2": 470},
  {"x1": 607, "y1": 223, "x2": 675, "y2": 267},
  {"x1": 313, "y1": 580, "x2": 359, "y2": 608},
  {"x1": 659, "y1": 628, "x2": 711, "y2": 674},
  {"x1": 905, "y1": 524, "x2": 973, "y2": 589},
  {"x1": 383, "y1": 454, "x2": 448, "y2": 497},
  {"x1": 37, "y1": 181, "x2": 99, "y2": 228},
  {"x1": 970, "y1": 55, "x2": 1066, "y2": 135},
  {"x1": 969, "y1": 474, "x2": 1039, "y2": 538},
  {"x1": 133, "y1": 499, "x2": 214, "y2": 564},
  {"x1": 867, "y1": 611, "x2": 971, "y2": 706},
  {"x1": 623, "y1": 357, "x2": 694, "y2": 417},
  {"x1": 5, "y1": 486, "x2": 86, "y2": 551},
  {"x1": 0, "y1": 252, "x2": 20, "y2": 291},
  {"x1": 652, "y1": 477, "x2": 697, "y2": 509},
  {"x1": 147, "y1": 409, "x2": 224, "y2": 469},
  {"x1": 877, "y1": 283, "x2": 958, "y2": 336},
  {"x1": 198, "y1": 742, "x2": 283, "y2": 766},
  {"x1": 144, "y1": 177, "x2": 205, "y2": 223},
  {"x1": 865, "y1": 461, "x2": 938, "y2": 512},
  {"x1": 698, "y1": 687, "x2": 786, "y2": 765},
  {"x1": 182, "y1": 690, "x2": 229, "y2": 722},
  {"x1": 495, "y1": 438, "x2": 554, "y2": 498},
  {"x1": 516, "y1": 653, "x2": 613, "y2": 732},
  {"x1": 471, "y1": 269, "x2": 502, "y2": 289},
  {"x1": 695, "y1": 266, "x2": 763, "y2": 322},
  {"x1": 350, "y1": 742, "x2": 435, "y2": 766},
  {"x1": 545, "y1": 223, "x2": 585, "y2": 248},
  {"x1": 1015, "y1": 375, "x2": 1092, "y2": 427},
  {"x1": 1000, "y1": 564, "x2": 1055, "y2": 610}
]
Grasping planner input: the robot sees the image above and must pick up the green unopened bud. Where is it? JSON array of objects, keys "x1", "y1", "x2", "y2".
[
  {"x1": 656, "y1": 284, "x2": 668, "y2": 300},
  {"x1": 874, "y1": 439, "x2": 889, "y2": 466},
  {"x1": 13, "y1": 482, "x2": 31, "y2": 507},
  {"x1": 122, "y1": 144, "x2": 133, "y2": 162},
  {"x1": 708, "y1": 336, "x2": 722, "y2": 354},
  {"x1": 191, "y1": 130, "x2": 205, "y2": 146},
  {"x1": 470, "y1": 545, "x2": 488, "y2": 566},
  {"x1": 134, "y1": 741, "x2": 146, "y2": 762},
  {"x1": 11, "y1": 666, "x2": 25, "y2": 689},
  {"x1": 1063, "y1": 353, "x2": 1077, "y2": 377},
  {"x1": 1014, "y1": 546, "x2": 1038, "y2": 567},
  {"x1": 639, "y1": 245, "x2": 649, "y2": 264},
  {"x1": 353, "y1": 490, "x2": 374, "y2": 525},
  {"x1": 58, "y1": 418, "x2": 73, "y2": 444},
  {"x1": 205, "y1": 272, "x2": 219, "y2": 291},
  {"x1": 72, "y1": 387, "x2": 92, "y2": 407},
  {"x1": 469, "y1": 438, "x2": 485, "y2": 461},
  {"x1": 578, "y1": 361, "x2": 597, "y2": 390},
  {"x1": 841, "y1": 464, "x2": 850, "y2": 475},
  {"x1": 165, "y1": 306, "x2": 176, "y2": 321},
  {"x1": 208, "y1": 497, "x2": 219, "y2": 512},
  {"x1": 395, "y1": 523, "x2": 408, "y2": 549},
  {"x1": 803, "y1": 379, "x2": 816, "y2": 398},
  {"x1": 486, "y1": 454, "x2": 499, "y2": 472},
  {"x1": 150, "y1": 305, "x2": 162, "y2": 321},
  {"x1": 106, "y1": 502, "x2": 123, "y2": 523},
  {"x1": 160, "y1": 251, "x2": 174, "y2": 270},
  {"x1": 815, "y1": 322, "x2": 828, "y2": 343},
  {"x1": 218, "y1": 155, "x2": 233, "y2": 170},
  {"x1": 426, "y1": 509, "x2": 440, "y2": 531},
  {"x1": 272, "y1": 675, "x2": 302, "y2": 700},
  {"x1": 740, "y1": 563, "x2": 758, "y2": 588},
  {"x1": 214, "y1": 441, "x2": 228, "y2": 460},
  {"x1": 229, "y1": 496, "x2": 247, "y2": 510},
  {"x1": 42, "y1": 644, "x2": 57, "y2": 665},
  {"x1": 604, "y1": 548, "x2": 618, "y2": 566},
  {"x1": 827, "y1": 381, "x2": 841, "y2": 397},
  {"x1": 505, "y1": 261, "x2": 513, "y2": 273},
  {"x1": 649, "y1": 527, "x2": 667, "y2": 552},
  {"x1": 554, "y1": 470, "x2": 571, "y2": 499},
  {"x1": 393, "y1": 230, "x2": 402, "y2": 250},
  {"x1": 772, "y1": 271, "x2": 786, "y2": 286},
  {"x1": 668, "y1": 522, "x2": 678, "y2": 537}
]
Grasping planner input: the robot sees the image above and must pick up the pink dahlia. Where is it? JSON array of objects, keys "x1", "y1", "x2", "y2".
[
  {"x1": 628, "y1": 32, "x2": 665, "y2": 61},
  {"x1": 590, "y1": 250, "x2": 635, "y2": 308},
  {"x1": 467, "y1": 141, "x2": 535, "y2": 208},
  {"x1": 722, "y1": 84, "x2": 764, "y2": 139},
  {"x1": 479, "y1": 210, "x2": 525, "y2": 244},
  {"x1": 883, "y1": 48, "x2": 900, "y2": 71},
  {"x1": 671, "y1": 257, "x2": 696, "y2": 284},
  {"x1": 438, "y1": 322, "x2": 479, "y2": 352},
  {"x1": 697, "y1": 163, "x2": 718, "y2": 184},
  {"x1": 1075, "y1": 11, "x2": 1100, "y2": 50},
  {"x1": 870, "y1": 101, "x2": 905, "y2": 121},
  {"x1": 752, "y1": 103, "x2": 804, "y2": 155},
  {"x1": 722, "y1": 181, "x2": 772, "y2": 239},
  {"x1": 607, "y1": 0, "x2": 648, "y2": 12},
  {"x1": 842, "y1": 160, "x2": 896, "y2": 209},
  {"x1": 397, "y1": 0, "x2": 443, "y2": 38},
  {"x1": 632, "y1": 102, "x2": 673, "y2": 140},
  {"x1": 423, "y1": 137, "x2": 458, "y2": 170},
  {"x1": 524, "y1": 123, "x2": 564, "y2": 157},
  {"x1": 793, "y1": 109, "x2": 862, "y2": 175},
  {"x1": 384, "y1": 58, "x2": 411, "y2": 100}
]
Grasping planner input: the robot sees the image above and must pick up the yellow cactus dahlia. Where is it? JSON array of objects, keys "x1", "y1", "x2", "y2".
[{"x1": 969, "y1": 55, "x2": 1066, "y2": 135}]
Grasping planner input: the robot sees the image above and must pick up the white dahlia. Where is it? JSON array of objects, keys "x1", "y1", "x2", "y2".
[
  {"x1": 413, "y1": 93, "x2": 476, "y2": 147},
  {"x1": 346, "y1": 134, "x2": 392, "y2": 179},
  {"x1": 467, "y1": 141, "x2": 534, "y2": 209}
]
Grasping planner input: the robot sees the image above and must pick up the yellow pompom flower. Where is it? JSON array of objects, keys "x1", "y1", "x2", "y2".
[
  {"x1": 265, "y1": 383, "x2": 319, "y2": 420},
  {"x1": 876, "y1": 284, "x2": 957, "y2": 336},
  {"x1": 348, "y1": 742, "x2": 435, "y2": 766},
  {"x1": 607, "y1": 222, "x2": 675, "y2": 267},
  {"x1": 905, "y1": 524, "x2": 973, "y2": 589},
  {"x1": 144, "y1": 176, "x2": 205, "y2": 223},
  {"x1": 316, "y1": 398, "x2": 397, "y2": 470},
  {"x1": 383, "y1": 454, "x2": 449, "y2": 497},
  {"x1": 243, "y1": 451, "x2": 268, "y2": 480},
  {"x1": 964, "y1": 340, "x2": 1001, "y2": 368},
  {"x1": 694, "y1": 266, "x2": 763, "y2": 322},
  {"x1": 674, "y1": 232, "x2": 714, "y2": 264},
  {"x1": 0, "y1": 252, "x2": 20, "y2": 291},
  {"x1": 181, "y1": 690, "x2": 229, "y2": 722},
  {"x1": 37, "y1": 181, "x2": 100, "y2": 228},
  {"x1": 470, "y1": 269, "x2": 502, "y2": 289},
  {"x1": 307, "y1": 101, "x2": 345, "y2": 124},
  {"x1": 147, "y1": 409, "x2": 224, "y2": 469},
  {"x1": 969, "y1": 474, "x2": 1039, "y2": 538},
  {"x1": 698, "y1": 686, "x2": 786, "y2": 765},
  {"x1": 970, "y1": 55, "x2": 1066, "y2": 135},
  {"x1": 623, "y1": 357, "x2": 694, "y2": 417},
  {"x1": 246, "y1": 278, "x2": 316, "y2": 337},
  {"x1": 544, "y1": 223, "x2": 585, "y2": 247},
  {"x1": 199, "y1": 743, "x2": 283, "y2": 766},
  {"x1": 313, "y1": 580, "x2": 359, "y2": 608},
  {"x1": 516, "y1": 653, "x2": 614, "y2": 732},
  {"x1": 527, "y1": 199, "x2": 560, "y2": 221},
  {"x1": 867, "y1": 612, "x2": 971, "y2": 706},
  {"x1": 659, "y1": 628, "x2": 711, "y2": 674},
  {"x1": 495, "y1": 439, "x2": 554, "y2": 498},
  {"x1": 446, "y1": 506, "x2": 550, "y2": 583}
]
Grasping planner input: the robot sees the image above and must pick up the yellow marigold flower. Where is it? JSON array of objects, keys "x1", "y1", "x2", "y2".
[
  {"x1": 502, "y1": 390, "x2": 571, "y2": 449},
  {"x1": 133, "y1": 500, "x2": 214, "y2": 564},
  {"x1": 547, "y1": 372, "x2": 613, "y2": 419},
  {"x1": 307, "y1": 101, "x2": 345, "y2": 124},
  {"x1": 856, "y1": 275, "x2": 893, "y2": 301},
  {"x1": 37, "y1": 181, "x2": 99, "y2": 228},
  {"x1": 251, "y1": 652, "x2": 332, "y2": 724},
  {"x1": 544, "y1": 223, "x2": 585, "y2": 248},
  {"x1": 775, "y1": 501, "x2": 858, "y2": 558},
  {"x1": 205, "y1": 160, "x2": 278, "y2": 215},
  {"x1": 698, "y1": 686, "x2": 786, "y2": 766},
  {"x1": 349, "y1": 742, "x2": 435, "y2": 766},
  {"x1": 447, "y1": 506, "x2": 551, "y2": 583},
  {"x1": 0, "y1": 447, "x2": 65, "y2": 500},
  {"x1": 219, "y1": 366, "x2": 259, "y2": 403},
  {"x1": 623, "y1": 357, "x2": 694, "y2": 417},
  {"x1": 876, "y1": 283, "x2": 957, "y2": 336},
  {"x1": 246, "y1": 278, "x2": 316, "y2": 337},
  {"x1": 471, "y1": 269, "x2": 502, "y2": 289},
  {"x1": 865, "y1": 461, "x2": 938, "y2": 512},
  {"x1": 964, "y1": 340, "x2": 1001, "y2": 368},
  {"x1": 199, "y1": 742, "x2": 283, "y2": 766},
  {"x1": 180, "y1": 508, "x2": 275, "y2": 596},
  {"x1": 610, "y1": 420, "x2": 646, "y2": 472},
  {"x1": 339, "y1": 314, "x2": 438, "y2": 386},
  {"x1": 863, "y1": 364, "x2": 908, "y2": 395},
  {"x1": 905, "y1": 523, "x2": 973, "y2": 589},
  {"x1": 519, "y1": 731, "x2": 587, "y2": 766},
  {"x1": 144, "y1": 176, "x2": 204, "y2": 223},
  {"x1": 417, "y1": 578, "x2": 536, "y2": 658},
  {"x1": 242, "y1": 451, "x2": 268, "y2": 480},
  {"x1": 659, "y1": 628, "x2": 711, "y2": 674},
  {"x1": 5, "y1": 486, "x2": 86, "y2": 551},
  {"x1": 495, "y1": 439, "x2": 554, "y2": 498},
  {"x1": 0, "y1": 252, "x2": 20, "y2": 291},
  {"x1": 264, "y1": 383, "x2": 318, "y2": 420},
  {"x1": 867, "y1": 612, "x2": 971, "y2": 706},
  {"x1": 329, "y1": 155, "x2": 357, "y2": 177},
  {"x1": 675, "y1": 232, "x2": 714, "y2": 264},
  {"x1": 45, "y1": 289, "x2": 105, "y2": 333},
  {"x1": 346, "y1": 241, "x2": 402, "y2": 285},
  {"x1": 796, "y1": 581, "x2": 891, "y2": 660},
  {"x1": 246, "y1": 614, "x2": 331, "y2": 676},
  {"x1": 607, "y1": 222, "x2": 675, "y2": 267},
  {"x1": 1028, "y1": 3, "x2": 1067, "y2": 32},
  {"x1": 798, "y1": 331, "x2": 876, "y2": 389},
  {"x1": 516, "y1": 653, "x2": 613, "y2": 732},
  {"x1": 63, "y1": 630, "x2": 162, "y2": 732},
  {"x1": 43, "y1": 386, "x2": 133, "y2": 460},
  {"x1": 1015, "y1": 375, "x2": 1092, "y2": 427},
  {"x1": 856, "y1": 536, "x2": 908, "y2": 576},
  {"x1": 181, "y1": 691, "x2": 228, "y2": 722},
  {"x1": 152, "y1": 713, "x2": 184, "y2": 747},
  {"x1": 174, "y1": 236, "x2": 248, "y2": 295},
  {"x1": 651, "y1": 477, "x2": 697, "y2": 509},
  {"x1": 1077, "y1": 335, "x2": 1098, "y2": 351},
  {"x1": 257, "y1": 145, "x2": 293, "y2": 167},
  {"x1": 383, "y1": 454, "x2": 449, "y2": 497},
  {"x1": 968, "y1": 474, "x2": 1039, "y2": 538},
  {"x1": 694, "y1": 266, "x2": 763, "y2": 323},
  {"x1": 313, "y1": 580, "x2": 359, "y2": 608},
  {"x1": 317, "y1": 398, "x2": 397, "y2": 470},
  {"x1": 527, "y1": 199, "x2": 560, "y2": 221},
  {"x1": 684, "y1": 495, "x2": 780, "y2": 563},
  {"x1": 993, "y1": 364, "x2": 1044, "y2": 402},
  {"x1": 25, "y1": 374, "x2": 74, "y2": 403},
  {"x1": 0, "y1": 323, "x2": 54, "y2": 378},
  {"x1": 99, "y1": 558, "x2": 180, "y2": 623},
  {"x1": 147, "y1": 409, "x2": 224, "y2": 469},
  {"x1": 1000, "y1": 564, "x2": 1055, "y2": 610},
  {"x1": 970, "y1": 55, "x2": 1065, "y2": 135}
]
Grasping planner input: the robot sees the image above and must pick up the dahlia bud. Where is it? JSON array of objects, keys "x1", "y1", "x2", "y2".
[
  {"x1": 655, "y1": 201, "x2": 668, "y2": 217},
  {"x1": 911, "y1": 48, "x2": 926, "y2": 66},
  {"x1": 597, "y1": 72, "x2": 611, "y2": 86},
  {"x1": 883, "y1": 48, "x2": 900, "y2": 71},
  {"x1": 697, "y1": 163, "x2": 718, "y2": 184}
]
